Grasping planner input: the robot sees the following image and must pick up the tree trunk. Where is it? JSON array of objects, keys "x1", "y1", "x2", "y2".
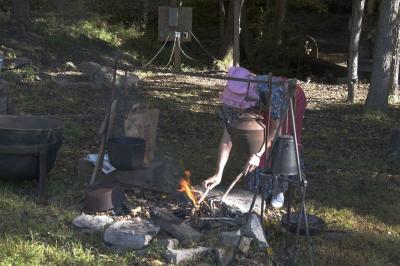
[
  {"x1": 219, "y1": 0, "x2": 235, "y2": 69},
  {"x1": 11, "y1": 0, "x2": 30, "y2": 26},
  {"x1": 143, "y1": 0, "x2": 149, "y2": 26},
  {"x1": 276, "y1": 0, "x2": 287, "y2": 46},
  {"x1": 241, "y1": 1, "x2": 253, "y2": 62},
  {"x1": 367, "y1": 0, "x2": 376, "y2": 13},
  {"x1": 390, "y1": 13, "x2": 400, "y2": 98},
  {"x1": 51, "y1": 0, "x2": 66, "y2": 13},
  {"x1": 233, "y1": 0, "x2": 242, "y2": 66},
  {"x1": 347, "y1": 0, "x2": 366, "y2": 103},
  {"x1": 219, "y1": 0, "x2": 225, "y2": 40},
  {"x1": 365, "y1": 0, "x2": 400, "y2": 112}
]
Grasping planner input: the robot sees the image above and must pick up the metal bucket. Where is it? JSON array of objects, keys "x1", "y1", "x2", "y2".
[{"x1": 108, "y1": 137, "x2": 145, "y2": 170}]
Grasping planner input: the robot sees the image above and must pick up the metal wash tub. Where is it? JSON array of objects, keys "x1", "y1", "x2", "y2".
[{"x1": 0, "y1": 115, "x2": 64, "y2": 198}]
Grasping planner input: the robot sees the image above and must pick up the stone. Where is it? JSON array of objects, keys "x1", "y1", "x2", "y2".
[
  {"x1": 94, "y1": 66, "x2": 139, "y2": 89},
  {"x1": 77, "y1": 61, "x2": 139, "y2": 89},
  {"x1": 214, "y1": 245, "x2": 235, "y2": 266},
  {"x1": 151, "y1": 210, "x2": 201, "y2": 245},
  {"x1": 220, "y1": 230, "x2": 252, "y2": 254},
  {"x1": 0, "y1": 71, "x2": 23, "y2": 83},
  {"x1": 158, "y1": 238, "x2": 179, "y2": 249},
  {"x1": 63, "y1": 61, "x2": 79, "y2": 71},
  {"x1": 164, "y1": 247, "x2": 212, "y2": 264},
  {"x1": 6, "y1": 58, "x2": 31, "y2": 69},
  {"x1": 243, "y1": 213, "x2": 269, "y2": 249},
  {"x1": 77, "y1": 157, "x2": 182, "y2": 196},
  {"x1": 55, "y1": 80, "x2": 102, "y2": 90},
  {"x1": 103, "y1": 218, "x2": 159, "y2": 250},
  {"x1": 0, "y1": 79, "x2": 9, "y2": 114},
  {"x1": 221, "y1": 188, "x2": 264, "y2": 216},
  {"x1": 77, "y1": 61, "x2": 102, "y2": 78},
  {"x1": 72, "y1": 214, "x2": 113, "y2": 232},
  {"x1": 388, "y1": 127, "x2": 400, "y2": 170}
]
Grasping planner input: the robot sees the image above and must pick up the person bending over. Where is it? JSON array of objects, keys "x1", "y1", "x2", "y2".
[{"x1": 202, "y1": 66, "x2": 306, "y2": 208}]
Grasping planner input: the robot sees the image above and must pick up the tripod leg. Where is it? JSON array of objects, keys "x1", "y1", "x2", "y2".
[
  {"x1": 260, "y1": 172, "x2": 266, "y2": 227},
  {"x1": 285, "y1": 182, "x2": 293, "y2": 252},
  {"x1": 301, "y1": 181, "x2": 314, "y2": 266}
]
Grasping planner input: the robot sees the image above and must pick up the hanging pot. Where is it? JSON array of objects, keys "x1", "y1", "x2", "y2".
[
  {"x1": 271, "y1": 135, "x2": 298, "y2": 176},
  {"x1": 228, "y1": 113, "x2": 266, "y2": 156}
]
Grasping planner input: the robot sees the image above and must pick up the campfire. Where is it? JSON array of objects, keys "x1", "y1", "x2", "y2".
[{"x1": 176, "y1": 171, "x2": 225, "y2": 220}]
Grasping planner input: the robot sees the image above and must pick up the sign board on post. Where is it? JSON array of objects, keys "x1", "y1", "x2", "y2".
[{"x1": 158, "y1": 6, "x2": 192, "y2": 42}]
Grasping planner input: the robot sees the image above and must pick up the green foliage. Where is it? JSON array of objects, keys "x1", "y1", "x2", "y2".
[{"x1": 86, "y1": 0, "x2": 145, "y2": 27}]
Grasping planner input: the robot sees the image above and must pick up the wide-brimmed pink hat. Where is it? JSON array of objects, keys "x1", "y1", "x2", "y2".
[{"x1": 221, "y1": 67, "x2": 259, "y2": 109}]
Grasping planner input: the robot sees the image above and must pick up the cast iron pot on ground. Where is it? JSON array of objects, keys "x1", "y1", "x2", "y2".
[
  {"x1": 85, "y1": 181, "x2": 127, "y2": 212},
  {"x1": 0, "y1": 115, "x2": 64, "y2": 180}
]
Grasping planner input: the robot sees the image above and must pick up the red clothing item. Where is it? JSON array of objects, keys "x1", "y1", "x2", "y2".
[{"x1": 260, "y1": 85, "x2": 307, "y2": 168}]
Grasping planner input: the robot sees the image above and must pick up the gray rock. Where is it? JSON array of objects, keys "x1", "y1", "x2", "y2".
[
  {"x1": 55, "y1": 80, "x2": 102, "y2": 90},
  {"x1": 94, "y1": 66, "x2": 139, "y2": 89},
  {"x1": 220, "y1": 230, "x2": 252, "y2": 254},
  {"x1": 72, "y1": 214, "x2": 113, "y2": 232},
  {"x1": 78, "y1": 158, "x2": 182, "y2": 196},
  {"x1": 165, "y1": 247, "x2": 212, "y2": 264},
  {"x1": 0, "y1": 71, "x2": 23, "y2": 83},
  {"x1": 243, "y1": 213, "x2": 269, "y2": 248},
  {"x1": 221, "y1": 188, "x2": 264, "y2": 216},
  {"x1": 6, "y1": 58, "x2": 31, "y2": 69},
  {"x1": 103, "y1": 218, "x2": 159, "y2": 250},
  {"x1": 0, "y1": 79, "x2": 9, "y2": 114},
  {"x1": 214, "y1": 245, "x2": 235, "y2": 266},
  {"x1": 77, "y1": 61, "x2": 102, "y2": 78},
  {"x1": 158, "y1": 238, "x2": 179, "y2": 249},
  {"x1": 77, "y1": 61, "x2": 139, "y2": 89},
  {"x1": 63, "y1": 61, "x2": 79, "y2": 71}
]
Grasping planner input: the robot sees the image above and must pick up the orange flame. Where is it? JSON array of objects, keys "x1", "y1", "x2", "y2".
[{"x1": 177, "y1": 178, "x2": 199, "y2": 206}]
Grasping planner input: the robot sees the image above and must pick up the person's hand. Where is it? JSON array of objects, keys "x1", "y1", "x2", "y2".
[
  {"x1": 243, "y1": 154, "x2": 261, "y2": 176},
  {"x1": 202, "y1": 174, "x2": 222, "y2": 190}
]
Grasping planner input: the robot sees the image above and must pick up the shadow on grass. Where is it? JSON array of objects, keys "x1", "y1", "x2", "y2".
[{"x1": 303, "y1": 103, "x2": 400, "y2": 226}]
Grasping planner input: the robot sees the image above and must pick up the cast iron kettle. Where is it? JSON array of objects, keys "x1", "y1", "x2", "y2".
[{"x1": 228, "y1": 112, "x2": 266, "y2": 156}]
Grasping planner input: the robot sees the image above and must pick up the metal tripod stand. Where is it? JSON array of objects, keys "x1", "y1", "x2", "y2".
[{"x1": 231, "y1": 79, "x2": 314, "y2": 266}]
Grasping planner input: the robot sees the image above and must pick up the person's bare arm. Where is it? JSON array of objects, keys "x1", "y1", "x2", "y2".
[
  {"x1": 243, "y1": 118, "x2": 280, "y2": 175},
  {"x1": 202, "y1": 127, "x2": 232, "y2": 189}
]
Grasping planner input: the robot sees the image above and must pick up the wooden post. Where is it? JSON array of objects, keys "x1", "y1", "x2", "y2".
[
  {"x1": 171, "y1": 0, "x2": 181, "y2": 71},
  {"x1": 233, "y1": 0, "x2": 241, "y2": 66}
]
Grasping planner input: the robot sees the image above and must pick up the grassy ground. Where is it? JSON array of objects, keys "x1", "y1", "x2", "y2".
[{"x1": 0, "y1": 10, "x2": 399, "y2": 266}]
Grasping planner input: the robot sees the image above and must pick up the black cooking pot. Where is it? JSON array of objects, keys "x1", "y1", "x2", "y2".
[
  {"x1": 108, "y1": 137, "x2": 145, "y2": 170},
  {"x1": 0, "y1": 115, "x2": 64, "y2": 180}
]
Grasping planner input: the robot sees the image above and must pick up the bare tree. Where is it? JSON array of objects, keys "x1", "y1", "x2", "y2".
[
  {"x1": 219, "y1": 0, "x2": 225, "y2": 40},
  {"x1": 10, "y1": 0, "x2": 30, "y2": 26},
  {"x1": 143, "y1": 0, "x2": 149, "y2": 26},
  {"x1": 51, "y1": 0, "x2": 66, "y2": 13},
  {"x1": 347, "y1": 0, "x2": 366, "y2": 103},
  {"x1": 390, "y1": 13, "x2": 400, "y2": 98},
  {"x1": 365, "y1": 0, "x2": 400, "y2": 112},
  {"x1": 276, "y1": 0, "x2": 287, "y2": 46}
]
